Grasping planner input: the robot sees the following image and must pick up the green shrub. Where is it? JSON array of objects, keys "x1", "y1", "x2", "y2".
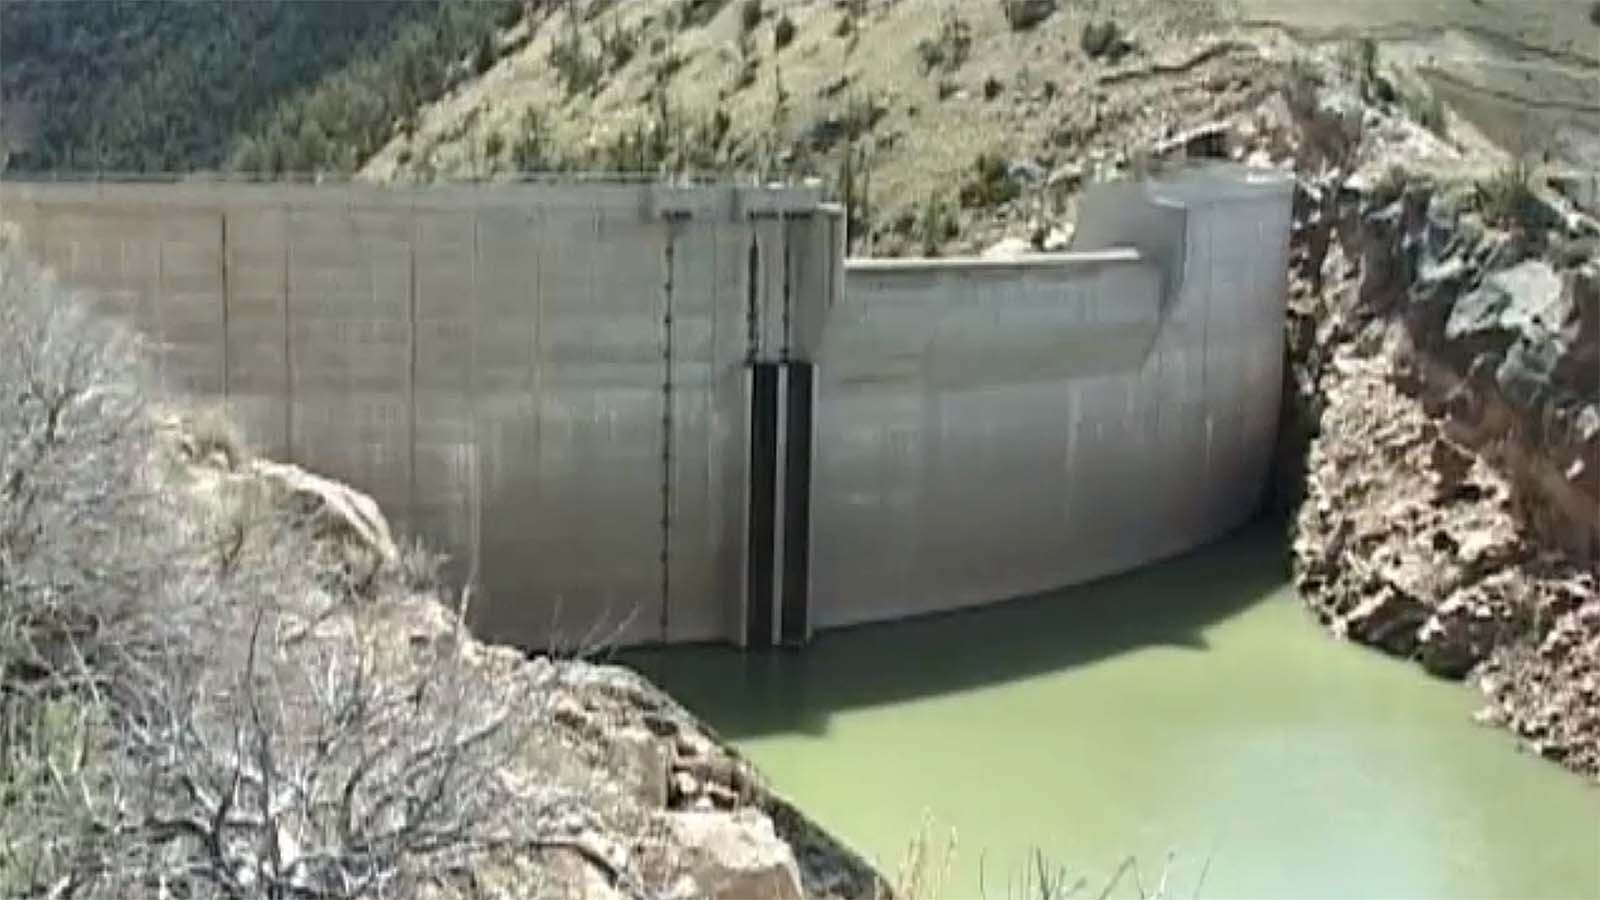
[
  {"x1": 679, "y1": 0, "x2": 729, "y2": 29},
  {"x1": 599, "y1": 17, "x2": 639, "y2": 69},
  {"x1": 958, "y1": 152, "x2": 1020, "y2": 208},
  {"x1": 1343, "y1": 37, "x2": 1379, "y2": 90},
  {"x1": 916, "y1": 9, "x2": 971, "y2": 73},
  {"x1": 774, "y1": 14, "x2": 798, "y2": 50},
  {"x1": 1476, "y1": 159, "x2": 1540, "y2": 228},
  {"x1": 918, "y1": 194, "x2": 960, "y2": 256},
  {"x1": 740, "y1": 0, "x2": 764, "y2": 34},
  {"x1": 1079, "y1": 19, "x2": 1123, "y2": 59},
  {"x1": 512, "y1": 105, "x2": 553, "y2": 170},
  {"x1": 550, "y1": 27, "x2": 605, "y2": 97},
  {"x1": 472, "y1": 29, "x2": 497, "y2": 74}
]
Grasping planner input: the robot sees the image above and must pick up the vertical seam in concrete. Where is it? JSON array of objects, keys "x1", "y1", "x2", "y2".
[
  {"x1": 530, "y1": 210, "x2": 544, "y2": 590},
  {"x1": 708, "y1": 219, "x2": 719, "y2": 529},
  {"x1": 660, "y1": 219, "x2": 677, "y2": 644},
  {"x1": 780, "y1": 211, "x2": 791, "y2": 361},
  {"x1": 1201, "y1": 214, "x2": 1214, "y2": 476},
  {"x1": 282, "y1": 204, "x2": 294, "y2": 463},
  {"x1": 219, "y1": 210, "x2": 230, "y2": 401},
  {"x1": 155, "y1": 232, "x2": 166, "y2": 385},
  {"x1": 469, "y1": 211, "x2": 482, "y2": 596},
  {"x1": 407, "y1": 209, "x2": 418, "y2": 532}
]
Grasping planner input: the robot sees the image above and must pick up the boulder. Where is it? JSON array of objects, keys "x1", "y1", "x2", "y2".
[
  {"x1": 1417, "y1": 592, "x2": 1506, "y2": 678},
  {"x1": 1496, "y1": 333, "x2": 1563, "y2": 408},
  {"x1": 1001, "y1": 0, "x2": 1056, "y2": 30},
  {"x1": 1006, "y1": 157, "x2": 1046, "y2": 184},
  {"x1": 1338, "y1": 582, "x2": 1430, "y2": 656},
  {"x1": 1079, "y1": 20, "x2": 1129, "y2": 62},
  {"x1": 1041, "y1": 224, "x2": 1074, "y2": 252},
  {"x1": 668, "y1": 810, "x2": 804, "y2": 900},
  {"x1": 981, "y1": 237, "x2": 1033, "y2": 258},
  {"x1": 1446, "y1": 260, "x2": 1569, "y2": 343},
  {"x1": 1045, "y1": 162, "x2": 1085, "y2": 190},
  {"x1": 608, "y1": 725, "x2": 670, "y2": 809},
  {"x1": 248, "y1": 460, "x2": 399, "y2": 566}
]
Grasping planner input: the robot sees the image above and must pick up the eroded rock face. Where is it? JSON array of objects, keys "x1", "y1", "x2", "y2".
[
  {"x1": 1283, "y1": 64, "x2": 1600, "y2": 778},
  {"x1": 1291, "y1": 314, "x2": 1599, "y2": 771}
]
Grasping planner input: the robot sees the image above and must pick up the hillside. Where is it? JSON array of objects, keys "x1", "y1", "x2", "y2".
[
  {"x1": 0, "y1": 0, "x2": 518, "y2": 174},
  {"x1": 1, "y1": 3, "x2": 1598, "y2": 897},
  {"x1": 353, "y1": 0, "x2": 1570, "y2": 255},
  {"x1": 1232, "y1": 0, "x2": 1600, "y2": 167},
  {"x1": 357, "y1": 0, "x2": 1252, "y2": 253}
]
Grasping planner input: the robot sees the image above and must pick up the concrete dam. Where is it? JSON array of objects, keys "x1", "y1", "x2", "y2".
[{"x1": 0, "y1": 167, "x2": 1293, "y2": 649}]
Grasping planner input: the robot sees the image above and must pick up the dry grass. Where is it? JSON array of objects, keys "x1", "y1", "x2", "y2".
[
  {"x1": 882, "y1": 822, "x2": 1210, "y2": 900},
  {"x1": 359, "y1": 0, "x2": 1238, "y2": 249},
  {"x1": 1475, "y1": 159, "x2": 1540, "y2": 228}
]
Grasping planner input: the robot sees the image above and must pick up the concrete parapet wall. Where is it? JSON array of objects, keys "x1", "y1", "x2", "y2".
[{"x1": 0, "y1": 167, "x2": 1291, "y2": 648}]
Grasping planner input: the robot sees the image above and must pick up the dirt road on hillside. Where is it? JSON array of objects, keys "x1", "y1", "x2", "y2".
[{"x1": 1228, "y1": 0, "x2": 1600, "y2": 166}]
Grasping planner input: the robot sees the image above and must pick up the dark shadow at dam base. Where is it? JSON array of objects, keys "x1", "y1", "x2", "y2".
[{"x1": 624, "y1": 522, "x2": 1290, "y2": 740}]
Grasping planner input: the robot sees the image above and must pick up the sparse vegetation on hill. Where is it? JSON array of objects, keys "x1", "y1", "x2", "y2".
[{"x1": 358, "y1": 0, "x2": 1282, "y2": 255}]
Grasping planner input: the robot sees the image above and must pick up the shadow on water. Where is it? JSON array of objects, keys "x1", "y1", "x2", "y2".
[{"x1": 626, "y1": 522, "x2": 1290, "y2": 740}]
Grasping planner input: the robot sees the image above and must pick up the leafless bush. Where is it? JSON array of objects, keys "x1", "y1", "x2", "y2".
[
  {"x1": 0, "y1": 244, "x2": 621, "y2": 899},
  {"x1": 82, "y1": 605, "x2": 580, "y2": 900},
  {"x1": 1, "y1": 245, "x2": 173, "y2": 894},
  {"x1": 0, "y1": 247, "x2": 168, "y2": 688}
]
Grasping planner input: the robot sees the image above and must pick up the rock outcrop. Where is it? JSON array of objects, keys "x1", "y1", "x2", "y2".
[
  {"x1": 1279, "y1": 59, "x2": 1600, "y2": 777},
  {"x1": 174, "y1": 437, "x2": 886, "y2": 899}
]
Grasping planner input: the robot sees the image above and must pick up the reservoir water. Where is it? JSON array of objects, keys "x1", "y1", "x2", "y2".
[{"x1": 629, "y1": 526, "x2": 1600, "y2": 899}]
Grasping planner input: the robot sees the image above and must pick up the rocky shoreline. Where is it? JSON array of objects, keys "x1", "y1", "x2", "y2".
[
  {"x1": 1277, "y1": 64, "x2": 1600, "y2": 777},
  {"x1": 168, "y1": 429, "x2": 887, "y2": 900}
]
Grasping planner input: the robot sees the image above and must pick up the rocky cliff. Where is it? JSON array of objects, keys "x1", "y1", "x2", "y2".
[{"x1": 1277, "y1": 62, "x2": 1600, "y2": 777}]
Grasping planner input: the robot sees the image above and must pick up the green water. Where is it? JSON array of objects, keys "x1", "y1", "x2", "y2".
[{"x1": 628, "y1": 526, "x2": 1600, "y2": 899}]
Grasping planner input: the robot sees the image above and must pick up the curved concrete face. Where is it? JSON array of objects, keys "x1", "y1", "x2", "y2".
[
  {"x1": 810, "y1": 167, "x2": 1293, "y2": 629},
  {"x1": 0, "y1": 166, "x2": 1292, "y2": 649}
]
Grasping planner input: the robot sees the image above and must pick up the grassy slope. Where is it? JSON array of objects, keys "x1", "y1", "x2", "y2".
[{"x1": 359, "y1": 0, "x2": 1281, "y2": 252}]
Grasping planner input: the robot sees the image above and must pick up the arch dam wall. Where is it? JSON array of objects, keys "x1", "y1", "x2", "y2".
[{"x1": 0, "y1": 167, "x2": 1292, "y2": 649}]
